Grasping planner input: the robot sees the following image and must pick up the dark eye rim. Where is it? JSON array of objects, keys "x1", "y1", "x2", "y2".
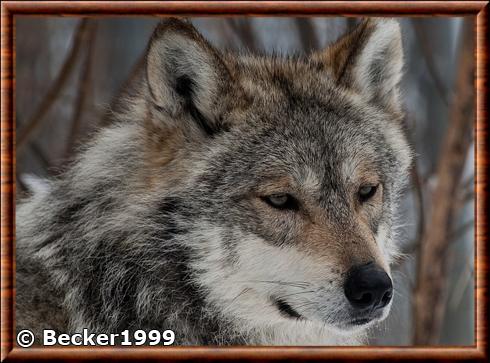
[
  {"x1": 261, "y1": 193, "x2": 299, "y2": 211},
  {"x1": 358, "y1": 184, "x2": 379, "y2": 203}
]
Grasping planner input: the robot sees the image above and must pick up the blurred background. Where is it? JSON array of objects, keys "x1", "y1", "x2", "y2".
[{"x1": 15, "y1": 17, "x2": 475, "y2": 346}]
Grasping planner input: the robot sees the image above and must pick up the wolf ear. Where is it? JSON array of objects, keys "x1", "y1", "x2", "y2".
[
  {"x1": 145, "y1": 18, "x2": 232, "y2": 135},
  {"x1": 315, "y1": 19, "x2": 404, "y2": 112}
]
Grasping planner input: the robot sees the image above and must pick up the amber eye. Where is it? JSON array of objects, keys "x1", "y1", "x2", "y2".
[
  {"x1": 262, "y1": 194, "x2": 299, "y2": 211},
  {"x1": 358, "y1": 184, "x2": 378, "y2": 202}
]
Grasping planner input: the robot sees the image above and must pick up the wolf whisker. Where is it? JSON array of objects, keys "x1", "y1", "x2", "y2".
[
  {"x1": 275, "y1": 290, "x2": 317, "y2": 300},
  {"x1": 239, "y1": 280, "x2": 311, "y2": 288}
]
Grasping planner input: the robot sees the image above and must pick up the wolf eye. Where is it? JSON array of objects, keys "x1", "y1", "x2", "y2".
[
  {"x1": 358, "y1": 184, "x2": 378, "y2": 202},
  {"x1": 262, "y1": 194, "x2": 299, "y2": 211}
]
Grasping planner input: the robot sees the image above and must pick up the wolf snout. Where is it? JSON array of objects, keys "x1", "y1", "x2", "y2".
[{"x1": 343, "y1": 262, "x2": 393, "y2": 311}]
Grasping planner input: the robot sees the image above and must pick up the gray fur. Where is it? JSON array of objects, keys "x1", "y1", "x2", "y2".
[{"x1": 16, "y1": 18, "x2": 411, "y2": 345}]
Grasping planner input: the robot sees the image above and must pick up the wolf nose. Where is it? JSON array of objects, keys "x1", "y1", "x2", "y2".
[{"x1": 344, "y1": 262, "x2": 393, "y2": 311}]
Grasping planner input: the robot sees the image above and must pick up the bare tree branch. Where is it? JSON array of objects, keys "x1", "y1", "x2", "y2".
[
  {"x1": 461, "y1": 175, "x2": 474, "y2": 191},
  {"x1": 411, "y1": 20, "x2": 451, "y2": 107},
  {"x1": 454, "y1": 189, "x2": 474, "y2": 211},
  {"x1": 449, "y1": 256, "x2": 473, "y2": 310},
  {"x1": 29, "y1": 142, "x2": 50, "y2": 169},
  {"x1": 412, "y1": 19, "x2": 475, "y2": 345},
  {"x1": 226, "y1": 18, "x2": 259, "y2": 53},
  {"x1": 294, "y1": 18, "x2": 320, "y2": 53},
  {"x1": 17, "y1": 19, "x2": 90, "y2": 154},
  {"x1": 448, "y1": 219, "x2": 474, "y2": 244},
  {"x1": 453, "y1": 174, "x2": 475, "y2": 210},
  {"x1": 64, "y1": 20, "x2": 97, "y2": 160}
]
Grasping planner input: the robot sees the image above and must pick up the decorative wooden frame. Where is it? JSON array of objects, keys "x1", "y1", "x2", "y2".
[{"x1": 1, "y1": 1, "x2": 487, "y2": 361}]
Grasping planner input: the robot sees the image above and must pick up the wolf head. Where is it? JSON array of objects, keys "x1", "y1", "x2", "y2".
[{"x1": 104, "y1": 18, "x2": 412, "y2": 338}]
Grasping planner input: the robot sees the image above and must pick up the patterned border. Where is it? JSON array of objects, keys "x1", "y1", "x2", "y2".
[{"x1": 1, "y1": 1, "x2": 487, "y2": 361}]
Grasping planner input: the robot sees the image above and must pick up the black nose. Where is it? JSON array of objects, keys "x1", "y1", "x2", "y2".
[{"x1": 344, "y1": 262, "x2": 393, "y2": 311}]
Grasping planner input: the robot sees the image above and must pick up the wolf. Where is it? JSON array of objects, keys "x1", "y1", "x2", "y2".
[{"x1": 16, "y1": 18, "x2": 412, "y2": 345}]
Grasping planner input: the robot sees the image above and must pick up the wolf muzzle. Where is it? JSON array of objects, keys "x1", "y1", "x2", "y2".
[{"x1": 343, "y1": 262, "x2": 393, "y2": 312}]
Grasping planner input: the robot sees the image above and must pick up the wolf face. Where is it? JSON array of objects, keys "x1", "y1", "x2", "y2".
[
  {"x1": 16, "y1": 18, "x2": 412, "y2": 345},
  {"x1": 140, "y1": 18, "x2": 411, "y2": 333}
]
